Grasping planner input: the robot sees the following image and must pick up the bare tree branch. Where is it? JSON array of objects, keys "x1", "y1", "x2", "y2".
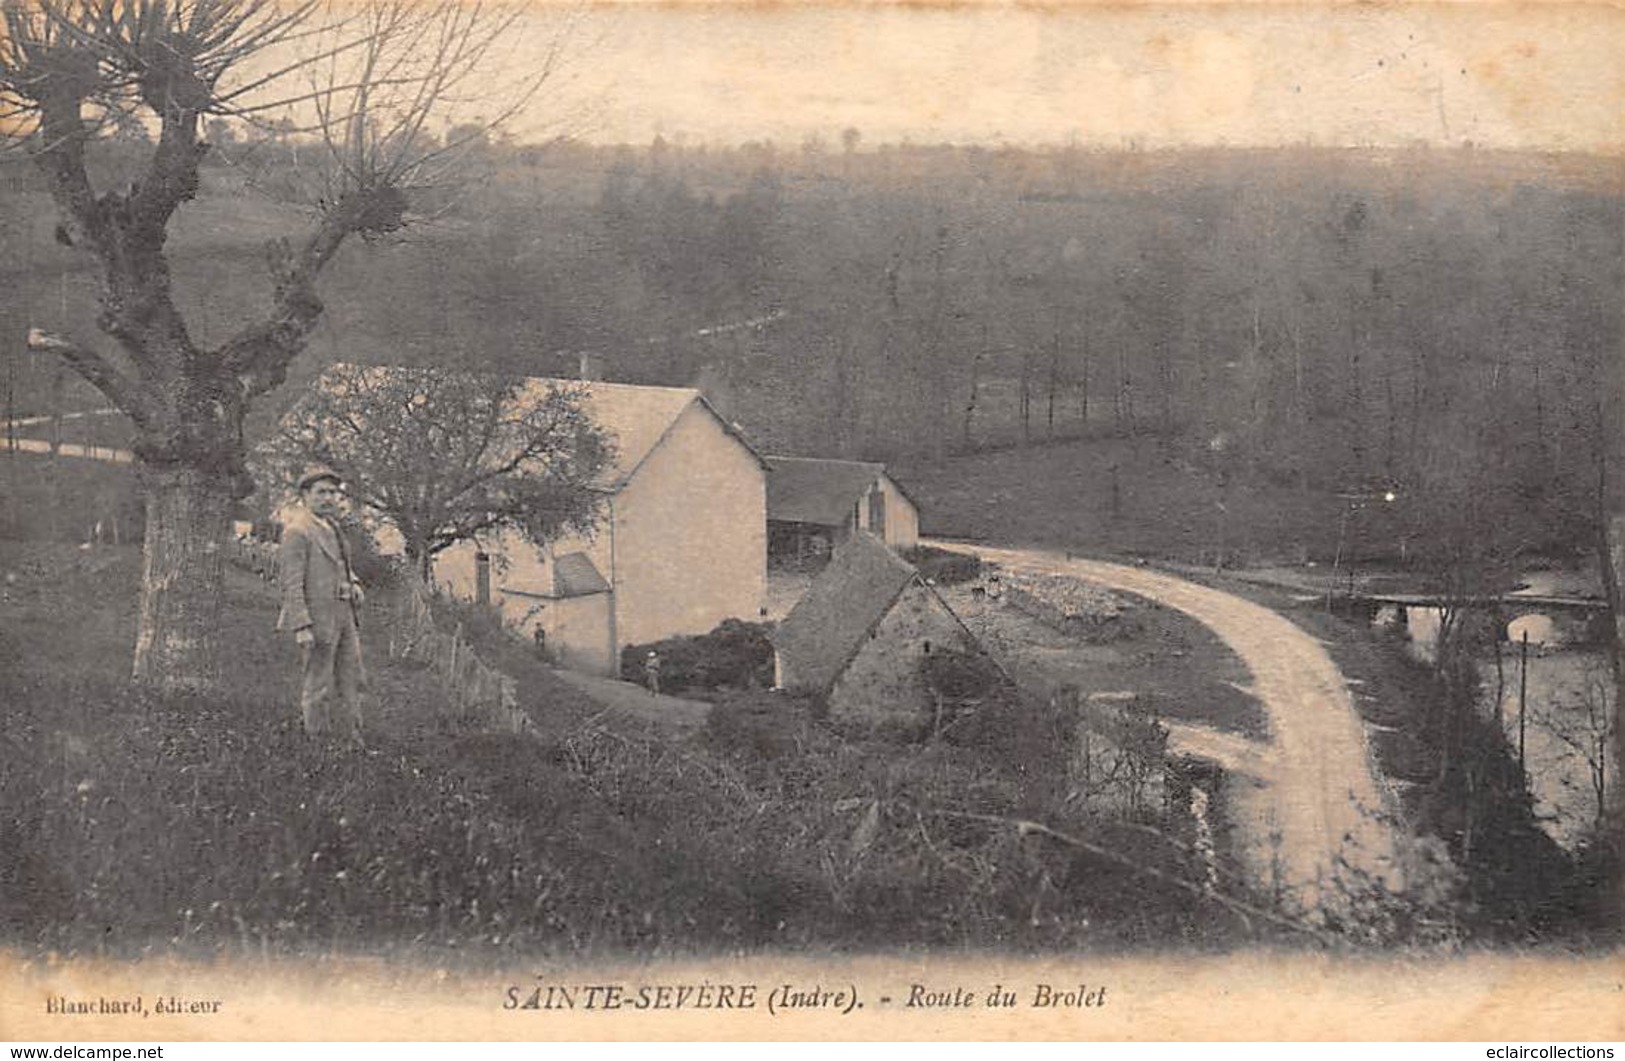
[
  {"x1": 26, "y1": 327, "x2": 153, "y2": 427},
  {"x1": 256, "y1": 366, "x2": 612, "y2": 576}
]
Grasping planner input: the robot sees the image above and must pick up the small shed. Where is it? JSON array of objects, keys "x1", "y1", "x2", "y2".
[
  {"x1": 772, "y1": 532, "x2": 983, "y2": 728},
  {"x1": 764, "y1": 456, "x2": 919, "y2": 567}
]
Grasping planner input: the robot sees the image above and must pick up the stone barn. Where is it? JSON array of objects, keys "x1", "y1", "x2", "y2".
[{"x1": 772, "y1": 532, "x2": 985, "y2": 728}]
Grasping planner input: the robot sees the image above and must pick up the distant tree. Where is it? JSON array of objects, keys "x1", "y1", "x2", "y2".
[
  {"x1": 445, "y1": 121, "x2": 492, "y2": 156},
  {"x1": 261, "y1": 365, "x2": 612, "y2": 581},
  {"x1": 0, "y1": 0, "x2": 563, "y2": 689},
  {"x1": 204, "y1": 117, "x2": 235, "y2": 149}
]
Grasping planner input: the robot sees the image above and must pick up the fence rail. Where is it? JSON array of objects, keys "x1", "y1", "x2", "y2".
[{"x1": 230, "y1": 536, "x2": 527, "y2": 735}]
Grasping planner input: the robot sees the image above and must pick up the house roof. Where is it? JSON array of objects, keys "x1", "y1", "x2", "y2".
[
  {"x1": 514, "y1": 377, "x2": 768, "y2": 489},
  {"x1": 765, "y1": 456, "x2": 892, "y2": 526},
  {"x1": 552, "y1": 551, "x2": 611, "y2": 598},
  {"x1": 513, "y1": 377, "x2": 699, "y2": 489},
  {"x1": 299, "y1": 365, "x2": 764, "y2": 494},
  {"x1": 771, "y1": 531, "x2": 919, "y2": 694}
]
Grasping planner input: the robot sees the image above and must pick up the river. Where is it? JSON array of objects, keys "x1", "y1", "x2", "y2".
[{"x1": 1378, "y1": 570, "x2": 1614, "y2": 853}]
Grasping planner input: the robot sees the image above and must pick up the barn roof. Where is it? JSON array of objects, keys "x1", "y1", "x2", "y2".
[
  {"x1": 765, "y1": 456, "x2": 892, "y2": 526},
  {"x1": 552, "y1": 551, "x2": 610, "y2": 598},
  {"x1": 771, "y1": 532, "x2": 919, "y2": 694}
]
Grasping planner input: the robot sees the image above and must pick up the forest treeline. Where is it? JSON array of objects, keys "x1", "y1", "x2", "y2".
[{"x1": 3, "y1": 134, "x2": 1620, "y2": 564}]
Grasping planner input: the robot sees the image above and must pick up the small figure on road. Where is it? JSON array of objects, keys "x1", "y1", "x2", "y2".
[
  {"x1": 644, "y1": 650, "x2": 662, "y2": 696},
  {"x1": 277, "y1": 466, "x2": 367, "y2": 745}
]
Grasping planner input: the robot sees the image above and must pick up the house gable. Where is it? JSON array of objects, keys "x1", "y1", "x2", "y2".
[{"x1": 610, "y1": 398, "x2": 768, "y2": 649}]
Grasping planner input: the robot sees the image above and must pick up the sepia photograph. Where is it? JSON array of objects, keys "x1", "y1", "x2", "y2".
[{"x1": 0, "y1": 0, "x2": 1621, "y2": 1042}]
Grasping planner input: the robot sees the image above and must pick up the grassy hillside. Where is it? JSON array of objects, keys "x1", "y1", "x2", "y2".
[
  {"x1": 893, "y1": 434, "x2": 1351, "y2": 565},
  {"x1": 0, "y1": 542, "x2": 1281, "y2": 960}
]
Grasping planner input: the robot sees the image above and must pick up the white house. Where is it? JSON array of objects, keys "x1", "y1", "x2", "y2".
[
  {"x1": 434, "y1": 378, "x2": 769, "y2": 675},
  {"x1": 764, "y1": 455, "x2": 920, "y2": 567}
]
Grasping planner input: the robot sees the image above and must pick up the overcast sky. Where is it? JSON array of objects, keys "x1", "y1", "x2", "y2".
[{"x1": 511, "y1": 2, "x2": 1624, "y2": 153}]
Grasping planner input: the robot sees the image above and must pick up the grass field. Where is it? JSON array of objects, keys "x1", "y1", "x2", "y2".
[
  {"x1": 0, "y1": 454, "x2": 141, "y2": 543},
  {"x1": 893, "y1": 434, "x2": 1372, "y2": 567},
  {"x1": 0, "y1": 541, "x2": 1279, "y2": 961}
]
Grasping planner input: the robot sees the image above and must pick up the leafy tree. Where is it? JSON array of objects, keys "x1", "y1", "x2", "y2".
[
  {"x1": 0, "y1": 0, "x2": 558, "y2": 688},
  {"x1": 260, "y1": 364, "x2": 612, "y2": 581}
]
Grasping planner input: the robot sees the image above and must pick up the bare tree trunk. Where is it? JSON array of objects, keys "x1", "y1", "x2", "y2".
[
  {"x1": 1019, "y1": 345, "x2": 1032, "y2": 447},
  {"x1": 1047, "y1": 327, "x2": 1059, "y2": 439},
  {"x1": 928, "y1": 222, "x2": 950, "y2": 460},
  {"x1": 832, "y1": 333, "x2": 852, "y2": 457},
  {"x1": 1077, "y1": 324, "x2": 1090, "y2": 431},
  {"x1": 1116, "y1": 346, "x2": 1134, "y2": 434},
  {"x1": 1158, "y1": 339, "x2": 1175, "y2": 433},
  {"x1": 1347, "y1": 310, "x2": 1365, "y2": 476},
  {"x1": 131, "y1": 468, "x2": 233, "y2": 690},
  {"x1": 963, "y1": 343, "x2": 983, "y2": 452}
]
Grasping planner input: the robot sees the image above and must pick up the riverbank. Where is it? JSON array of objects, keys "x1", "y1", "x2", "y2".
[{"x1": 1181, "y1": 566, "x2": 1618, "y2": 946}]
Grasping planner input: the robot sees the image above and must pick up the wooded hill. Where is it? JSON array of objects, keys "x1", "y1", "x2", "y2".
[{"x1": 3, "y1": 138, "x2": 1619, "y2": 562}]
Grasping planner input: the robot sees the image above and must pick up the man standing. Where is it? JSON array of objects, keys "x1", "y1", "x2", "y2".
[
  {"x1": 644, "y1": 650, "x2": 662, "y2": 696},
  {"x1": 278, "y1": 466, "x2": 366, "y2": 744}
]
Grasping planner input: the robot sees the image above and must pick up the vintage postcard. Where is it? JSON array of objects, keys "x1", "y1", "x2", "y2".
[{"x1": 1, "y1": 0, "x2": 1622, "y2": 1043}]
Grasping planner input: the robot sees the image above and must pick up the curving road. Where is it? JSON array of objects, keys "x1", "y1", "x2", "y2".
[{"x1": 959, "y1": 542, "x2": 1405, "y2": 921}]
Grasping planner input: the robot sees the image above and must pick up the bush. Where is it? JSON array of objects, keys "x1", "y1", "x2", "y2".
[
  {"x1": 619, "y1": 618, "x2": 775, "y2": 695},
  {"x1": 704, "y1": 690, "x2": 823, "y2": 762},
  {"x1": 339, "y1": 516, "x2": 400, "y2": 587},
  {"x1": 901, "y1": 544, "x2": 983, "y2": 585}
]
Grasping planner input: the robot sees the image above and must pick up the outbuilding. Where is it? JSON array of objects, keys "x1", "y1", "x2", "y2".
[
  {"x1": 772, "y1": 531, "x2": 986, "y2": 728},
  {"x1": 764, "y1": 455, "x2": 919, "y2": 568}
]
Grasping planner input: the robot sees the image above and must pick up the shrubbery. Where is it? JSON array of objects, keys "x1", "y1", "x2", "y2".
[
  {"x1": 901, "y1": 544, "x2": 983, "y2": 585},
  {"x1": 619, "y1": 618, "x2": 775, "y2": 696},
  {"x1": 703, "y1": 690, "x2": 824, "y2": 761}
]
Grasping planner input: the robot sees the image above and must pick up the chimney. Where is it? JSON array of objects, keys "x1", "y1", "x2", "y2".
[{"x1": 578, "y1": 352, "x2": 603, "y2": 382}]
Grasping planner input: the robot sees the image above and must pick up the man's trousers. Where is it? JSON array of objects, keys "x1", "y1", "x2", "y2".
[{"x1": 300, "y1": 605, "x2": 365, "y2": 738}]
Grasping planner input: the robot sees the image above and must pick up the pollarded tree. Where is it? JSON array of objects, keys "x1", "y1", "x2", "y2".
[
  {"x1": 259, "y1": 364, "x2": 612, "y2": 582},
  {"x1": 0, "y1": 0, "x2": 566, "y2": 688}
]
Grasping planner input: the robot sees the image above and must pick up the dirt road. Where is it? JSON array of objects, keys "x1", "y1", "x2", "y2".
[{"x1": 960, "y1": 543, "x2": 1405, "y2": 921}]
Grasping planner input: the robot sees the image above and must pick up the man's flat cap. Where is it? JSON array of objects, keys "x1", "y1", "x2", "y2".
[{"x1": 297, "y1": 465, "x2": 343, "y2": 491}]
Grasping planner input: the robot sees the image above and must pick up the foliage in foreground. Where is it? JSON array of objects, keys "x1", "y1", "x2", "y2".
[
  {"x1": 0, "y1": 544, "x2": 1376, "y2": 960},
  {"x1": 1, "y1": 668, "x2": 1293, "y2": 959}
]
